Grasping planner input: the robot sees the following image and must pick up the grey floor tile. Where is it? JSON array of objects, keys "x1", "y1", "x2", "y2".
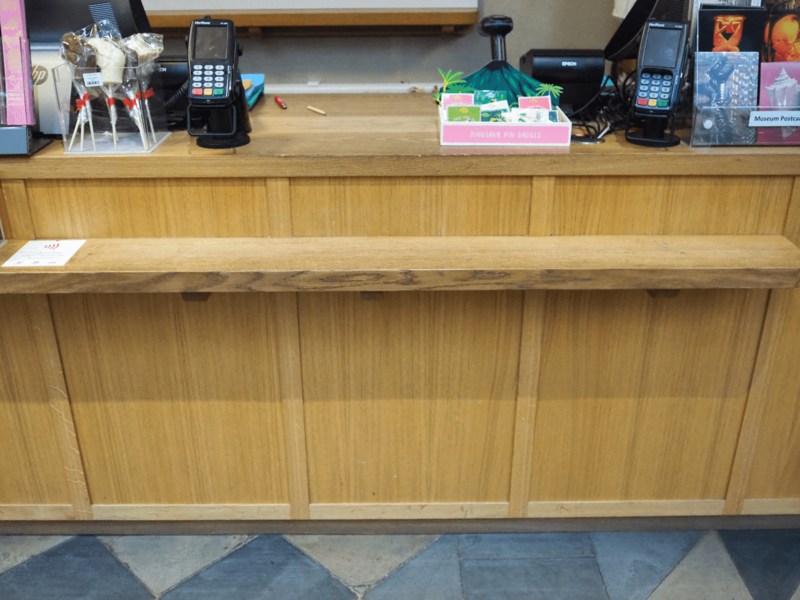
[
  {"x1": 366, "y1": 536, "x2": 462, "y2": 600},
  {"x1": 0, "y1": 536, "x2": 73, "y2": 575},
  {"x1": 648, "y1": 531, "x2": 753, "y2": 600},
  {"x1": 162, "y1": 535, "x2": 354, "y2": 600},
  {"x1": 719, "y1": 529, "x2": 800, "y2": 600},
  {"x1": 590, "y1": 530, "x2": 703, "y2": 600},
  {"x1": 99, "y1": 535, "x2": 253, "y2": 596},
  {"x1": 0, "y1": 536, "x2": 154, "y2": 600},
  {"x1": 285, "y1": 534, "x2": 438, "y2": 589},
  {"x1": 460, "y1": 557, "x2": 609, "y2": 600},
  {"x1": 457, "y1": 533, "x2": 593, "y2": 560}
]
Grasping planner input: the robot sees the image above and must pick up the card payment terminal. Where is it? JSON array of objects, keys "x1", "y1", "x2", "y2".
[
  {"x1": 188, "y1": 18, "x2": 236, "y2": 104},
  {"x1": 626, "y1": 20, "x2": 689, "y2": 148},
  {"x1": 186, "y1": 16, "x2": 251, "y2": 148},
  {"x1": 634, "y1": 21, "x2": 688, "y2": 115}
]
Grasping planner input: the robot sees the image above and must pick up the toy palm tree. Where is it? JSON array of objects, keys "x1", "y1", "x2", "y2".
[{"x1": 462, "y1": 15, "x2": 561, "y2": 107}]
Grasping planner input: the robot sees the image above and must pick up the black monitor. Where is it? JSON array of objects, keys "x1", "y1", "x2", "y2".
[
  {"x1": 604, "y1": 0, "x2": 690, "y2": 61},
  {"x1": 25, "y1": 0, "x2": 151, "y2": 43}
]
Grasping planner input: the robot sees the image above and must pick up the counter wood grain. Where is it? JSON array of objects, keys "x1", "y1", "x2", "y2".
[
  {"x1": 1, "y1": 235, "x2": 798, "y2": 293},
  {"x1": 2, "y1": 95, "x2": 799, "y2": 179}
]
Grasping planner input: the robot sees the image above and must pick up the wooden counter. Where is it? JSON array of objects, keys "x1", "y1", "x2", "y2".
[
  {"x1": 1, "y1": 95, "x2": 799, "y2": 524},
  {"x1": 2, "y1": 94, "x2": 800, "y2": 179}
]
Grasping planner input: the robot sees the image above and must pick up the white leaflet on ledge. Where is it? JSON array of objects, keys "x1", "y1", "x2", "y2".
[{"x1": 2, "y1": 240, "x2": 86, "y2": 267}]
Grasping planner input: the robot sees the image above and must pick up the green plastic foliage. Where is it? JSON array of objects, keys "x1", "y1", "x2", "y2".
[
  {"x1": 434, "y1": 63, "x2": 564, "y2": 107},
  {"x1": 434, "y1": 69, "x2": 474, "y2": 103},
  {"x1": 535, "y1": 83, "x2": 564, "y2": 99},
  {"x1": 462, "y1": 60, "x2": 562, "y2": 107}
]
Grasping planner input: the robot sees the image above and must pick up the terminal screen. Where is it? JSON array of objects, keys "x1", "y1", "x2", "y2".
[
  {"x1": 642, "y1": 28, "x2": 681, "y2": 68},
  {"x1": 194, "y1": 27, "x2": 228, "y2": 60}
]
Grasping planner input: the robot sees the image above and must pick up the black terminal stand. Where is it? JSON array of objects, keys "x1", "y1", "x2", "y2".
[
  {"x1": 190, "y1": 76, "x2": 252, "y2": 149},
  {"x1": 479, "y1": 15, "x2": 514, "y2": 61},
  {"x1": 625, "y1": 111, "x2": 680, "y2": 148}
]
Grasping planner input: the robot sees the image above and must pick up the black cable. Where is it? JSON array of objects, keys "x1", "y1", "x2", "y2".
[
  {"x1": 569, "y1": 62, "x2": 638, "y2": 143},
  {"x1": 166, "y1": 78, "x2": 190, "y2": 109},
  {"x1": 564, "y1": 86, "x2": 604, "y2": 119}
]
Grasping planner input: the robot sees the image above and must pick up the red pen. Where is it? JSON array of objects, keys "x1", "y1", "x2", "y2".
[{"x1": 274, "y1": 95, "x2": 287, "y2": 109}]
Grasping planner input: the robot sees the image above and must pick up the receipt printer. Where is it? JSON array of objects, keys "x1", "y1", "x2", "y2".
[{"x1": 519, "y1": 49, "x2": 605, "y2": 112}]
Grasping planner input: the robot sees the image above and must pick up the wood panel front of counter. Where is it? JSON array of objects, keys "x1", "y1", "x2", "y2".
[{"x1": 1, "y1": 108, "x2": 799, "y2": 523}]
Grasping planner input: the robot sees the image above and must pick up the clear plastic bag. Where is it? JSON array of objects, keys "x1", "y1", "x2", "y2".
[{"x1": 58, "y1": 21, "x2": 167, "y2": 153}]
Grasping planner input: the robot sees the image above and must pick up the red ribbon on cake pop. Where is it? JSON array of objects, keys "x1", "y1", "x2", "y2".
[{"x1": 75, "y1": 92, "x2": 91, "y2": 110}]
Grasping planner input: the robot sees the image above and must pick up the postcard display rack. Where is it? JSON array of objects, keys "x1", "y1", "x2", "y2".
[{"x1": 691, "y1": 2, "x2": 800, "y2": 147}]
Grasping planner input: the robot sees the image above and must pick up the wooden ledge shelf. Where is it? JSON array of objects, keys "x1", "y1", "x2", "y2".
[
  {"x1": 148, "y1": 9, "x2": 479, "y2": 33},
  {"x1": 1, "y1": 235, "x2": 798, "y2": 294}
]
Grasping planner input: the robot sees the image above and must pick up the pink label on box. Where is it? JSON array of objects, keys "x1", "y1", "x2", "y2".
[
  {"x1": 519, "y1": 97, "x2": 552, "y2": 110},
  {"x1": 442, "y1": 93, "x2": 475, "y2": 108},
  {"x1": 442, "y1": 123, "x2": 570, "y2": 146}
]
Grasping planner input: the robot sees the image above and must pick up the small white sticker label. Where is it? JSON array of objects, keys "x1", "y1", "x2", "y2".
[
  {"x1": 2, "y1": 240, "x2": 86, "y2": 267},
  {"x1": 748, "y1": 111, "x2": 800, "y2": 127},
  {"x1": 83, "y1": 72, "x2": 103, "y2": 87}
]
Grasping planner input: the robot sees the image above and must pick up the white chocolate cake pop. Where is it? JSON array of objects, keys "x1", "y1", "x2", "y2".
[
  {"x1": 121, "y1": 33, "x2": 164, "y2": 146},
  {"x1": 125, "y1": 34, "x2": 159, "y2": 63},
  {"x1": 87, "y1": 38, "x2": 125, "y2": 84}
]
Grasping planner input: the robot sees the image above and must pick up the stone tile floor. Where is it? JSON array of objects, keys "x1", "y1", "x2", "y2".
[{"x1": 0, "y1": 529, "x2": 799, "y2": 599}]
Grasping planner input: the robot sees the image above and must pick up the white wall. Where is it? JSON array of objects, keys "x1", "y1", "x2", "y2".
[{"x1": 165, "y1": 0, "x2": 620, "y2": 84}]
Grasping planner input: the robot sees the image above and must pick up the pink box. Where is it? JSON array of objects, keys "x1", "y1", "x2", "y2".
[
  {"x1": 1, "y1": 0, "x2": 35, "y2": 126},
  {"x1": 439, "y1": 106, "x2": 571, "y2": 147}
]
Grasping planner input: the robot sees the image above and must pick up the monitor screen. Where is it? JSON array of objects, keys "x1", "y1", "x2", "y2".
[
  {"x1": 194, "y1": 27, "x2": 228, "y2": 60},
  {"x1": 604, "y1": 0, "x2": 688, "y2": 61},
  {"x1": 642, "y1": 28, "x2": 681, "y2": 68},
  {"x1": 25, "y1": 0, "x2": 151, "y2": 44}
]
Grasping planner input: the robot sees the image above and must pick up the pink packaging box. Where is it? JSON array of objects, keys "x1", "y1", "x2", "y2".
[
  {"x1": 1, "y1": 0, "x2": 35, "y2": 126},
  {"x1": 439, "y1": 106, "x2": 572, "y2": 147}
]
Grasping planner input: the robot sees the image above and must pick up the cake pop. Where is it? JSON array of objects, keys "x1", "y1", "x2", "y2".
[
  {"x1": 119, "y1": 49, "x2": 150, "y2": 150},
  {"x1": 87, "y1": 37, "x2": 125, "y2": 149},
  {"x1": 123, "y1": 33, "x2": 164, "y2": 145},
  {"x1": 60, "y1": 33, "x2": 97, "y2": 151}
]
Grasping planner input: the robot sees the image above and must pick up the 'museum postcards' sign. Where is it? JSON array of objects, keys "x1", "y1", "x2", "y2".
[{"x1": 748, "y1": 111, "x2": 800, "y2": 127}]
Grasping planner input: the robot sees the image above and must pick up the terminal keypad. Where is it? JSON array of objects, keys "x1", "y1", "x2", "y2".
[
  {"x1": 191, "y1": 64, "x2": 227, "y2": 97},
  {"x1": 635, "y1": 72, "x2": 673, "y2": 109}
]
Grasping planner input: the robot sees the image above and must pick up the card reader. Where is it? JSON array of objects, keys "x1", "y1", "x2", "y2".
[{"x1": 187, "y1": 18, "x2": 236, "y2": 105}]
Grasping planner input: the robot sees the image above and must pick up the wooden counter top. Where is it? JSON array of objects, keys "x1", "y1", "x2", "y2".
[{"x1": 2, "y1": 94, "x2": 799, "y2": 180}]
